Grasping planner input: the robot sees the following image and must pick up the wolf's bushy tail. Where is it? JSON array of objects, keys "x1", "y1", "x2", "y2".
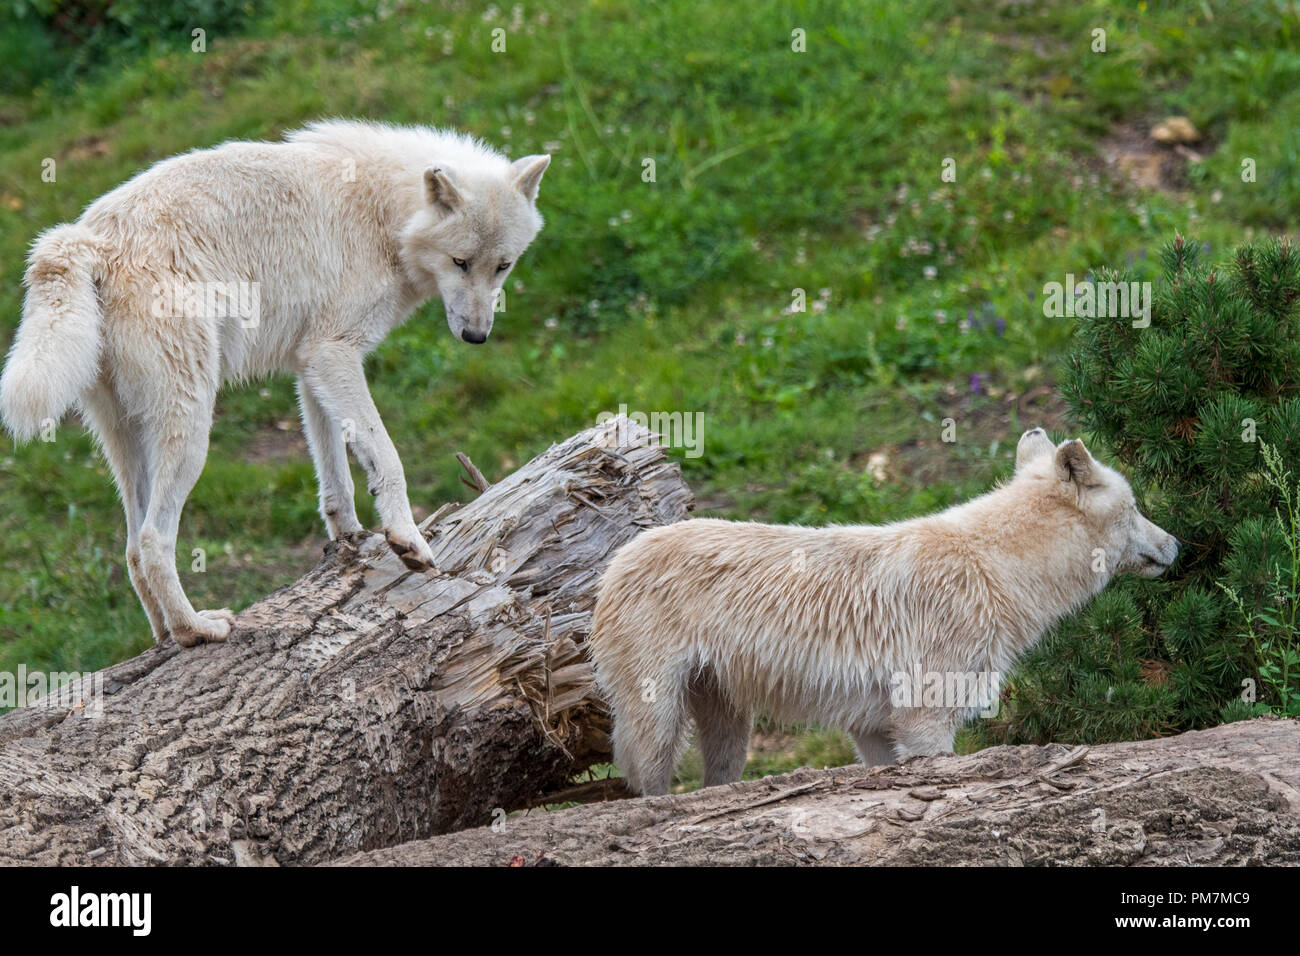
[{"x1": 0, "y1": 223, "x2": 107, "y2": 442}]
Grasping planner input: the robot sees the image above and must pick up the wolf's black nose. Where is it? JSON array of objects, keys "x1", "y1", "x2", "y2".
[{"x1": 461, "y1": 329, "x2": 487, "y2": 344}]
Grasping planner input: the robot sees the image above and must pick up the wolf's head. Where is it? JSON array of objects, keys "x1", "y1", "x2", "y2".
[
  {"x1": 1015, "y1": 428, "x2": 1180, "y2": 579},
  {"x1": 400, "y1": 153, "x2": 550, "y2": 344}
]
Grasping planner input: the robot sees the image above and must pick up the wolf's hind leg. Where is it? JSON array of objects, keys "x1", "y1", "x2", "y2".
[
  {"x1": 82, "y1": 384, "x2": 168, "y2": 642},
  {"x1": 687, "y1": 669, "x2": 751, "y2": 787},
  {"x1": 850, "y1": 729, "x2": 896, "y2": 767},
  {"x1": 611, "y1": 667, "x2": 691, "y2": 797},
  {"x1": 136, "y1": 391, "x2": 233, "y2": 648},
  {"x1": 297, "y1": 376, "x2": 362, "y2": 538}
]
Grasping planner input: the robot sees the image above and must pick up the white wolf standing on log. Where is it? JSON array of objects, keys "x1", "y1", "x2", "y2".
[
  {"x1": 0, "y1": 120, "x2": 550, "y2": 647},
  {"x1": 589, "y1": 429, "x2": 1180, "y2": 795}
]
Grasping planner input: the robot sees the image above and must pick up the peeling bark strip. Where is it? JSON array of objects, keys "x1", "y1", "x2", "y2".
[
  {"x1": 0, "y1": 418, "x2": 692, "y2": 866},
  {"x1": 335, "y1": 719, "x2": 1300, "y2": 866}
]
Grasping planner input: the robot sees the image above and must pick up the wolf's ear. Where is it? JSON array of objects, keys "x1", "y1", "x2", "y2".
[
  {"x1": 510, "y1": 154, "x2": 550, "y2": 203},
  {"x1": 1055, "y1": 439, "x2": 1094, "y2": 486},
  {"x1": 1015, "y1": 427, "x2": 1054, "y2": 471},
  {"x1": 424, "y1": 167, "x2": 463, "y2": 211}
]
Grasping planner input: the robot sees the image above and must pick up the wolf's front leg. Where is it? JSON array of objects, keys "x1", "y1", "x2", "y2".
[
  {"x1": 298, "y1": 343, "x2": 436, "y2": 572},
  {"x1": 297, "y1": 376, "x2": 364, "y2": 538}
]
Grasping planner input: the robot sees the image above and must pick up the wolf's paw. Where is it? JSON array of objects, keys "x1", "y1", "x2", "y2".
[
  {"x1": 325, "y1": 512, "x2": 365, "y2": 539},
  {"x1": 385, "y1": 528, "x2": 437, "y2": 572},
  {"x1": 171, "y1": 609, "x2": 235, "y2": 648}
]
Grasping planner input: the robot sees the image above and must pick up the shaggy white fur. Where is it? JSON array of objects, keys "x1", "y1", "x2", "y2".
[
  {"x1": 590, "y1": 430, "x2": 1179, "y2": 795},
  {"x1": 0, "y1": 120, "x2": 550, "y2": 647}
]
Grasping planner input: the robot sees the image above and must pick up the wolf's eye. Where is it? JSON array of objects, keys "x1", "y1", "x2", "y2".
[
  {"x1": 497, "y1": 261, "x2": 511, "y2": 272},
  {"x1": 452, "y1": 257, "x2": 469, "y2": 271}
]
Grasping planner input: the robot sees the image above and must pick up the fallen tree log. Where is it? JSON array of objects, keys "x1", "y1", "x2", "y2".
[
  {"x1": 0, "y1": 418, "x2": 691, "y2": 865},
  {"x1": 333, "y1": 718, "x2": 1300, "y2": 866}
]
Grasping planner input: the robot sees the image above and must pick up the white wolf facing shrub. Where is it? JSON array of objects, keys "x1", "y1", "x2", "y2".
[
  {"x1": 590, "y1": 429, "x2": 1180, "y2": 795},
  {"x1": 0, "y1": 120, "x2": 549, "y2": 647}
]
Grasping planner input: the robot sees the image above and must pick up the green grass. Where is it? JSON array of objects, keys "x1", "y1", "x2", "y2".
[{"x1": 1, "y1": 0, "x2": 1297, "y2": 783}]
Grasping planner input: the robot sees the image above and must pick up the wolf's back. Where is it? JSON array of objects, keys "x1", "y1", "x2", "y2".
[{"x1": 0, "y1": 223, "x2": 106, "y2": 442}]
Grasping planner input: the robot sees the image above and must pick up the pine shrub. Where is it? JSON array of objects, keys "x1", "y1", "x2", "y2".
[{"x1": 984, "y1": 235, "x2": 1300, "y2": 745}]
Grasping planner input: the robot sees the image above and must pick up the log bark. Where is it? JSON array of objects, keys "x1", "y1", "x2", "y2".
[
  {"x1": 0, "y1": 418, "x2": 691, "y2": 865},
  {"x1": 333, "y1": 718, "x2": 1300, "y2": 866}
]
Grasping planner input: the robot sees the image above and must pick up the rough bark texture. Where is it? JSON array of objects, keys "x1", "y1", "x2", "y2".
[
  {"x1": 0, "y1": 418, "x2": 691, "y2": 866},
  {"x1": 335, "y1": 718, "x2": 1300, "y2": 866}
]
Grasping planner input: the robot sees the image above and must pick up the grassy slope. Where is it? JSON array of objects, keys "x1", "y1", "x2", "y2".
[{"x1": 1, "y1": 0, "x2": 1296, "y2": 789}]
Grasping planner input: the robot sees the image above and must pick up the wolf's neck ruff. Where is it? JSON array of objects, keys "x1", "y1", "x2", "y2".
[{"x1": 913, "y1": 485, "x2": 1114, "y2": 670}]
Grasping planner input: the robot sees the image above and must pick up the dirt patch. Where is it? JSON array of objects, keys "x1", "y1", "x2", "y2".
[
  {"x1": 67, "y1": 137, "x2": 111, "y2": 162},
  {"x1": 245, "y1": 420, "x2": 307, "y2": 464},
  {"x1": 1100, "y1": 119, "x2": 1211, "y2": 195},
  {"x1": 851, "y1": 382, "x2": 1070, "y2": 487},
  {"x1": 749, "y1": 729, "x2": 801, "y2": 759}
]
